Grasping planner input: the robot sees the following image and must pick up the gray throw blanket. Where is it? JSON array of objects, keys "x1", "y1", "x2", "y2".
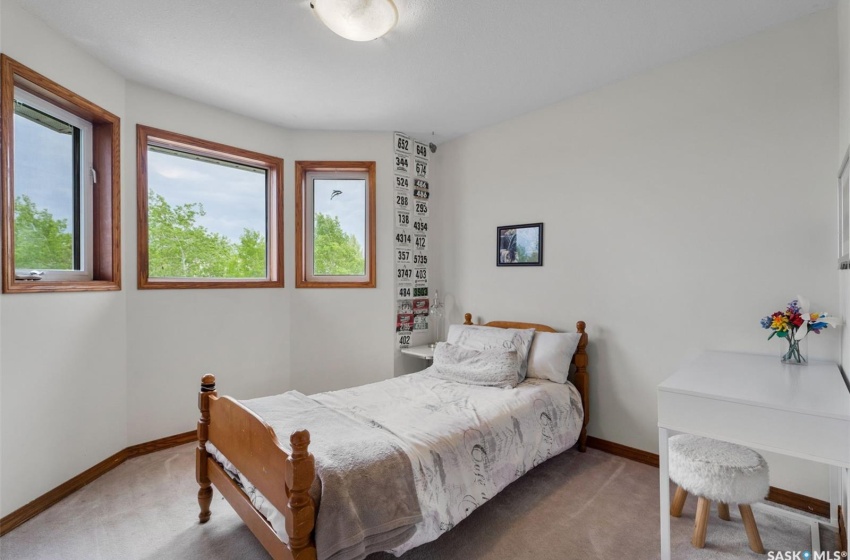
[{"x1": 243, "y1": 391, "x2": 423, "y2": 560}]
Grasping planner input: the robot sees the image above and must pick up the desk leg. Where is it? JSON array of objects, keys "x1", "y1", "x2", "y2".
[
  {"x1": 830, "y1": 466, "x2": 841, "y2": 525},
  {"x1": 841, "y1": 467, "x2": 850, "y2": 554},
  {"x1": 659, "y1": 427, "x2": 671, "y2": 560}
]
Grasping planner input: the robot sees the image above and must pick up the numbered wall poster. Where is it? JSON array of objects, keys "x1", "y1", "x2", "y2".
[
  {"x1": 394, "y1": 132, "x2": 412, "y2": 154},
  {"x1": 397, "y1": 313, "x2": 414, "y2": 332},
  {"x1": 414, "y1": 158, "x2": 428, "y2": 179},
  {"x1": 395, "y1": 248, "x2": 412, "y2": 264},
  {"x1": 397, "y1": 299, "x2": 413, "y2": 314},
  {"x1": 414, "y1": 267, "x2": 428, "y2": 286},
  {"x1": 395, "y1": 191, "x2": 410, "y2": 211},
  {"x1": 413, "y1": 179, "x2": 430, "y2": 200},
  {"x1": 394, "y1": 152, "x2": 411, "y2": 174},
  {"x1": 395, "y1": 132, "x2": 433, "y2": 348},
  {"x1": 395, "y1": 174, "x2": 411, "y2": 191},
  {"x1": 395, "y1": 230, "x2": 412, "y2": 248},
  {"x1": 412, "y1": 217, "x2": 428, "y2": 233},
  {"x1": 396, "y1": 265, "x2": 413, "y2": 282},
  {"x1": 414, "y1": 141, "x2": 429, "y2": 161},
  {"x1": 396, "y1": 209, "x2": 411, "y2": 228},
  {"x1": 414, "y1": 200, "x2": 428, "y2": 217},
  {"x1": 412, "y1": 298, "x2": 430, "y2": 315}
]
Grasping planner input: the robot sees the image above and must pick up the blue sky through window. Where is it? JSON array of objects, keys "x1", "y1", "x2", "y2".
[
  {"x1": 313, "y1": 178, "x2": 366, "y2": 252},
  {"x1": 14, "y1": 112, "x2": 74, "y2": 229},
  {"x1": 147, "y1": 149, "x2": 267, "y2": 243}
]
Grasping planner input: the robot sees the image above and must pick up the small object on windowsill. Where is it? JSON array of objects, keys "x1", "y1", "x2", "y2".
[
  {"x1": 15, "y1": 271, "x2": 44, "y2": 281},
  {"x1": 429, "y1": 343, "x2": 437, "y2": 348}
]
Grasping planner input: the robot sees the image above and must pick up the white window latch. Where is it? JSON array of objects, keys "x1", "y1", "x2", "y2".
[{"x1": 91, "y1": 167, "x2": 97, "y2": 185}]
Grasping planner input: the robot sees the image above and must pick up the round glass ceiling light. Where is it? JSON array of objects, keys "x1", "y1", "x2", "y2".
[{"x1": 310, "y1": 0, "x2": 398, "y2": 42}]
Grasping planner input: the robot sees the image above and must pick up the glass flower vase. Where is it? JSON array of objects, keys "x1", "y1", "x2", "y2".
[{"x1": 780, "y1": 334, "x2": 808, "y2": 366}]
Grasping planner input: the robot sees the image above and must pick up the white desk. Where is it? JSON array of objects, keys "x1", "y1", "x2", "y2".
[
  {"x1": 400, "y1": 345, "x2": 434, "y2": 361},
  {"x1": 657, "y1": 351, "x2": 850, "y2": 559}
]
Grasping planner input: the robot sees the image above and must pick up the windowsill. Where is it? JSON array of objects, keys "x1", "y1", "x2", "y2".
[
  {"x1": 295, "y1": 279, "x2": 376, "y2": 289},
  {"x1": 3, "y1": 279, "x2": 121, "y2": 293},
  {"x1": 139, "y1": 278, "x2": 284, "y2": 290}
]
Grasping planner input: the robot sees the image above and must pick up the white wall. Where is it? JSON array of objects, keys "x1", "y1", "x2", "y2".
[
  {"x1": 0, "y1": 1, "x2": 398, "y2": 516},
  {"x1": 437, "y1": 9, "x2": 838, "y2": 499},
  {"x1": 124, "y1": 84, "x2": 397, "y2": 436},
  {"x1": 122, "y1": 84, "x2": 296, "y2": 444},
  {"x1": 287, "y1": 130, "x2": 397, "y2": 394},
  {"x1": 0, "y1": 0, "x2": 128, "y2": 516}
]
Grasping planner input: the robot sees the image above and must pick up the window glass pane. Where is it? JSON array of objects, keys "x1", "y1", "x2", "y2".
[
  {"x1": 13, "y1": 105, "x2": 78, "y2": 271},
  {"x1": 313, "y1": 179, "x2": 366, "y2": 276},
  {"x1": 147, "y1": 147, "x2": 267, "y2": 279}
]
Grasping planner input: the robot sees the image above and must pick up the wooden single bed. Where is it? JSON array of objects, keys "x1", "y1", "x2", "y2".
[{"x1": 196, "y1": 314, "x2": 589, "y2": 560}]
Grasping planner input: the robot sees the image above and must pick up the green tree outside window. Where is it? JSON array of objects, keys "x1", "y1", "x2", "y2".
[{"x1": 313, "y1": 213, "x2": 365, "y2": 276}]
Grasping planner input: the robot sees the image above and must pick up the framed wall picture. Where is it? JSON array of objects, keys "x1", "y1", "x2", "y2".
[
  {"x1": 497, "y1": 223, "x2": 543, "y2": 266},
  {"x1": 840, "y1": 146, "x2": 850, "y2": 269}
]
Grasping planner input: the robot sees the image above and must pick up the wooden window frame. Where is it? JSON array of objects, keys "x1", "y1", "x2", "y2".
[
  {"x1": 136, "y1": 125, "x2": 284, "y2": 290},
  {"x1": 1, "y1": 55, "x2": 121, "y2": 293},
  {"x1": 295, "y1": 161, "x2": 376, "y2": 288}
]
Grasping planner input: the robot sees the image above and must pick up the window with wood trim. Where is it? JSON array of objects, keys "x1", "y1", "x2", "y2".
[
  {"x1": 136, "y1": 125, "x2": 283, "y2": 289},
  {"x1": 295, "y1": 161, "x2": 376, "y2": 288},
  {"x1": 1, "y1": 55, "x2": 121, "y2": 293}
]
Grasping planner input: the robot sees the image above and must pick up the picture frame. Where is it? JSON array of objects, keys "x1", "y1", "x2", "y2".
[{"x1": 497, "y1": 223, "x2": 543, "y2": 267}]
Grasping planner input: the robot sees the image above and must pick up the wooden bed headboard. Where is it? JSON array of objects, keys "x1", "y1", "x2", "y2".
[{"x1": 462, "y1": 313, "x2": 589, "y2": 452}]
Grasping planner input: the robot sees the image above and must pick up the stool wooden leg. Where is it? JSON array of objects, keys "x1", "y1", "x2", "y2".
[
  {"x1": 718, "y1": 502, "x2": 730, "y2": 521},
  {"x1": 671, "y1": 486, "x2": 688, "y2": 518},
  {"x1": 739, "y1": 504, "x2": 765, "y2": 554},
  {"x1": 692, "y1": 497, "x2": 711, "y2": 548}
]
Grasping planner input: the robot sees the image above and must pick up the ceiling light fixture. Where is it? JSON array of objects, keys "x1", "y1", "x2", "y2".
[{"x1": 310, "y1": 0, "x2": 398, "y2": 42}]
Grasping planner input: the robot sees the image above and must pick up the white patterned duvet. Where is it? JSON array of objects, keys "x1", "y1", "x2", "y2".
[{"x1": 208, "y1": 368, "x2": 583, "y2": 556}]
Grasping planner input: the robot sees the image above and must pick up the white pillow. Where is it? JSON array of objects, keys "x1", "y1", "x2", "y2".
[
  {"x1": 446, "y1": 324, "x2": 536, "y2": 381},
  {"x1": 526, "y1": 332, "x2": 582, "y2": 384},
  {"x1": 429, "y1": 343, "x2": 519, "y2": 388}
]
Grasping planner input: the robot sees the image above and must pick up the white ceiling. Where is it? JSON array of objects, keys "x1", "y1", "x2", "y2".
[{"x1": 14, "y1": 0, "x2": 835, "y2": 143}]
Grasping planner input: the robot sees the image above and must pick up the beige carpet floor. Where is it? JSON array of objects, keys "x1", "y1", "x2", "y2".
[{"x1": 0, "y1": 443, "x2": 837, "y2": 559}]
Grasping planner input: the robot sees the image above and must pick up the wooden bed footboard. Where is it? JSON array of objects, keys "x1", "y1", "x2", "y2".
[
  {"x1": 197, "y1": 374, "x2": 317, "y2": 560},
  {"x1": 463, "y1": 313, "x2": 590, "y2": 452}
]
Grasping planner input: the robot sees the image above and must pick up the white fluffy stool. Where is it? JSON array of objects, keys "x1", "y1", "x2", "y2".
[{"x1": 668, "y1": 434, "x2": 770, "y2": 554}]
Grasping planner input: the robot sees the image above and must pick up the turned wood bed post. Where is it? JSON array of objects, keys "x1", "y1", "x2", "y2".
[
  {"x1": 574, "y1": 321, "x2": 589, "y2": 452},
  {"x1": 287, "y1": 430, "x2": 317, "y2": 560},
  {"x1": 197, "y1": 374, "x2": 217, "y2": 523}
]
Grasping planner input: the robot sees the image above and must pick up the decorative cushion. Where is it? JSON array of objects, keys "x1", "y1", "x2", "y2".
[
  {"x1": 429, "y1": 342, "x2": 520, "y2": 388},
  {"x1": 446, "y1": 324, "x2": 535, "y2": 381},
  {"x1": 526, "y1": 332, "x2": 582, "y2": 383},
  {"x1": 668, "y1": 434, "x2": 769, "y2": 505}
]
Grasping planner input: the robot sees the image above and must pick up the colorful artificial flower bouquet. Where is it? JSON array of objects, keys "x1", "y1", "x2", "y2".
[{"x1": 760, "y1": 297, "x2": 839, "y2": 365}]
